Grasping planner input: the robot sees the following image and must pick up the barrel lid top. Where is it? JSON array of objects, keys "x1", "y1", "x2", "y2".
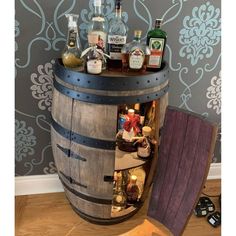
[{"x1": 53, "y1": 58, "x2": 170, "y2": 91}]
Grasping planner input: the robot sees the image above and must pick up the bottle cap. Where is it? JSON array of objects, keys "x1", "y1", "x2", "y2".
[
  {"x1": 155, "y1": 19, "x2": 163, "y2": 24},
  {"x1": 115, "y1": 0, "x2": 122, "y2": 8},
  {"x1": 134, "y1": 30, "x2": 142, "y2": 38},
  {"x1": 128, "y1": 109, "x2": 135, "y2": 115},
  {"x1": 66, "y1": 14, "x2": 79, "y2": 28},
  {"x1": 142, "y1": 126, "x2": 152, "y2": 136},
  {"x1": 94, "y1": 0, "x2": 102, "y2": 6},
  {"x1": 130, "y1": 175, "x2": 137, "y2": 182}
]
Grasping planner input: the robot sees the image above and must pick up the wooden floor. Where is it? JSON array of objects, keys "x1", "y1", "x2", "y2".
[{"x1": 15, "y1": 179, "x2": 221, "y2": 236}]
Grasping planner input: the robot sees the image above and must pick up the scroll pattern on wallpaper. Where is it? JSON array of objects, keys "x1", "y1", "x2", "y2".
[{"x1": 15, "y1": 0, "x2": 221, "y2": 176}]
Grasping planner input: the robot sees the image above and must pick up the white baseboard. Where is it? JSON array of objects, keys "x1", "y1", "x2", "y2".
[
  {"x1": 15, "y1": 163, "x2": 221, "y2": 196},
  {"x1": 207, "y1": 163, "x2": 221, "y2": 180},
  {"x1": 15, "y1": 174, "x2": 64, "y2": 196}
]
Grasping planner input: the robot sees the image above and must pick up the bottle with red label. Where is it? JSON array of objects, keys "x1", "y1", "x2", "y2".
[
  {"x1": 121, "y1": 30, "x2": 150, "y2": 73},
  {"x1": 83, "y1": 34, "x2": 103, "y2": 75},
  {"x1": 146, "y1": 19, "x2": 167, "y2": 71}
]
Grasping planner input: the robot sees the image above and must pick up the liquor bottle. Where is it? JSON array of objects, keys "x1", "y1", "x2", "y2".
[
  {"x1": 121, "y1": 170, "x2": 130, "y2": 188},
  {"x1": 88, "y1": 0, "x2": 108, "y2": 53},
  {"x1": 126, "y1": 175, "x2": 140, "y2": 205},
  {"x1": 117, "y1": 104, "x2": 129, "y2": 131},
  {"x1": 145, "y1": 101, "x2": 156, "y2": 130},
  {"x1": 107, "y1": 0, "x2": 128, "y2": 71},
  {"x1": 146, "y1": 19, "x2": 167, "y2": 71},
  {"x1": 112, "y1": 172, "x2": 127, "y2": 212},
  {"x1": 121, "y1": 30, "x2": 150, "y2": 73},
  {"x1": 137, "y1": 126, "x2": 152, "y2": 159},
  {"x1": 129, "y1": 167, "x2": 146, "y2": 199},
  {"x1": 62, "y1": 14, "x2": 84, "y2": 70},
  {"x1": 83, "y1": 34, "x2": 103, "y2": 75}
]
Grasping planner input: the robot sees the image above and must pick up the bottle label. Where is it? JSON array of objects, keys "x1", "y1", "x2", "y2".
[
  {"x1": 92, "y1": 16, "x2": 105, "y2": 22},
  {"x1": 68, "y1": 31, "x2": 76, "y2": 47},
  {"x1": 147, "y1": 38, "x2": 165, "y2": 68},
  {"x1": 116, "y1": 195, "x2": 123, "y2": 203},
  {"x1": 129, "y1": 48, "x2": 144, "y2": 69},
  {"x1": 87, "y1": 59, "x2": 102, "y2": 74},
  {"x1": 108, "y1": 35, "x2": 126, "y2": 60},
  {"x1": 88, "y1": 31, "x2": 107, "y2": 52},
  {"x1": 138, "y1": 146, "x2": 150, "y2": 158}
]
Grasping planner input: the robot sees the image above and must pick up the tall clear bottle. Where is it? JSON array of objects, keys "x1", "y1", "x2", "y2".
[
  {"x1": 112, "y1": 172, "x2": 127, "y2": 212},
  {"x1": 146, "y1": 19, "x2": 167, "y2": 71},
  {"x1": 107, "y1": 0, "x2": 128, "y2": 71},
  {"x1": 88, "y1": 0, "x2": 108, "y2": 53},
  {"x1": 62, "y1": 14, "x2": 84, "y2": 70}
]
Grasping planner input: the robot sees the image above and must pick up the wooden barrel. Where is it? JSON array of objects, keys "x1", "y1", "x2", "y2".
[{"x1": 51, "y1": 59, "x2": 169, "y2": 224}]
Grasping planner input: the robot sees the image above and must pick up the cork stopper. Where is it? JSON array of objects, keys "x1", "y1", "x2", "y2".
[
  {"x1": 128, "y1": 109, "x2": 135, "y2": 114},
  {"x1": 155, "y1": 19, "x2": 163, "y2": 28},
  {"x1": 134, "y1": 103, "x2": 140, "y2": 111},
  {"x1": 142, "y1": 126, "x2": 152, "y2": 136},
  {"x1": 134, "y1": 30, "x2": 142, "y2": 38},
  {"x1": 88, "y1": 34, "x2": 98, "y2": 45}
]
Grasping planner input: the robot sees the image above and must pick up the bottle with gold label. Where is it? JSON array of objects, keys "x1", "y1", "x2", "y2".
[
  {"x1": 121, "y1": 30, "x2": 150, "y2": 73},
  {"x1": 146, "y1": 19, "x2": 167, "y2": 71},
  {"x1": 112, "y1": 172, "x2": 127, "y2": 212},
  {"x1": 62, "y1": 14, "x2": 84, "y2": 70},
  {"x1": 126, "y1": 175, "x2": 140, "y2": 205}
]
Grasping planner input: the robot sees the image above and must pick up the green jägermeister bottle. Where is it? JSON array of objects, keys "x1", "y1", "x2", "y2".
[{"x1": 146, "y1": 19, "x2": 167, "y2": 71}]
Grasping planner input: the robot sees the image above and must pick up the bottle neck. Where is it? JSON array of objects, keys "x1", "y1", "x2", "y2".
[
  {"x1": 94, "y1": 5, "x2": 102, "y2": 16},
  {"x1": 155, "y1": 22, "x2": 161, "y2": 29},
  {"x1": 67, "y1": 28, "x2": 78, "y2": 48},
  {"x1": 89, "y1": 43, "x2": 97, "y2": 48},
  {"x1": 115, "y1": 6, "x2": 122, "y2": 19},
  {"x1": 133, "y1": 36, "x2": 141, "y2": 43},
  {"x1": 116, "y1": 179, "x2": 123, "y2": 191}
]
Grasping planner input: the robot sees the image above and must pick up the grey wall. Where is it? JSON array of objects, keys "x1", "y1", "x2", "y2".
[{"x1": 15, "y1": 0, "x2": 221, "y2": 176}]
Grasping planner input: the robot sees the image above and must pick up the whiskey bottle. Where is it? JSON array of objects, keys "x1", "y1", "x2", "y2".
[
  {"x1": 87, "y1": 0, "x2": 108, "y2": 53},
  {"x1": 112, "y1": 172, "x2": 127, "y2": 212},
  {"x1": 146, "y1": 19, "x2": 167, "y2": 71},
  {"x1": 126, "y1": 175, "x2": 140, "y2": 205},
  {"x1": 62, "y1": 14, "x2": 84, "y2": 70},
  {"x1": 107, "y1": 0, "x2": 128, "y2": 71},
  {"x1": 121, "y1": 30, "x2": 150, "y2": 73},
  {"x1": 137, "y1": 126, "x2": 152, "y2": 159},
  {"x1": 129, "y1": 167, "x2": 146, "y2": 199}
]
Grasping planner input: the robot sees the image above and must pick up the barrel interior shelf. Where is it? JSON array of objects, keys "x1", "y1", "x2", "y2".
[
  {"x1": 114, "y1": 147, "x2": 151, "y2": 171},
  {"x1": 51, "y1": 59, "x2": 169, "y2": 224}
]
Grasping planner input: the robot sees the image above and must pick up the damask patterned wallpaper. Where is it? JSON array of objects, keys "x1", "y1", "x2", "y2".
[{"x1": 15, "y1": 0, "x2": 221, "y2": 176}]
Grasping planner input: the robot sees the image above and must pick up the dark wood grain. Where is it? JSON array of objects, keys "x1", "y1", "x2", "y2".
[
  {"x1": 147, "y1": 106, "x2": 218, "y2": 236},
  {"x1": 162, "y1": 116, "x2": 202, "y2": 225}
]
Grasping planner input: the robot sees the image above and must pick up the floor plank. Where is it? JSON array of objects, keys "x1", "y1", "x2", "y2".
[{"x1": 15, "y1": 179, "x2": 221, "y2": 236}]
